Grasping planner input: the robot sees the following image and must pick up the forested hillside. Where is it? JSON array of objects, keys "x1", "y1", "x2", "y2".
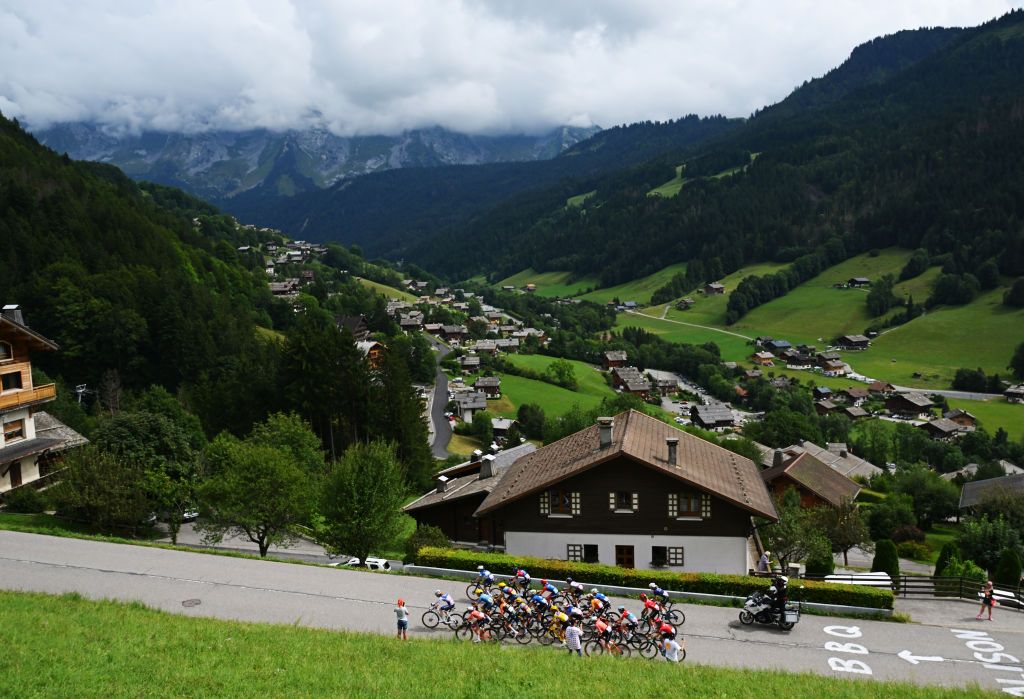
[
  {"x1": 408, "y1": 13, "x2": 1024, "y2": 293},
  {"x1": 219, "y1": 115, "x2": 741, "y2": 255}
]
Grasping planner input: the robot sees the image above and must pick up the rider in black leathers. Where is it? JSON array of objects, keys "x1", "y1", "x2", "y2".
[{"x1": 766, "y1": 575, "x2": 789, "y2": 616}]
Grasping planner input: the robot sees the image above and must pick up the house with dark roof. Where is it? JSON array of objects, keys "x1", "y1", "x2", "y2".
[
  {"x1": 690, "y1": 403, "x2": 735, "y2": 431},
  {"x1": 848, "y1": 277, "x2": 871, "y2": 287},
  {"x1": 838, "y1": 334, "x2": 870, "y2": 350},
  {"x1": 611, "y1": 367, "x2": 652, "y2": 398},
  {"x1": 919, "y1": 417, "x2": 968, "y2": 441},
  {"x1": 460, "y1": 411, "x2": 777, "y2": 573},
  {"x1": 944, "y1": 409, "x2": 977, "y2": 429},
  {"x1": 814, "y1": 400, "x2": 839, "y2": 416},
  {"x1": 0, "y1": 306, "x2": 87, "y2": 498},
  {"x1": 705, "y1": 282, "x2": 725, "y2": 295},
  {"x1": 602, "y1": 350, "x2": 628, "y2": 370},
  {"x1": 474, "y1": 375, "x2": 501, "y2": 398},
  {"x1": 457, "y1": 355, "x2": 481, "y2": 373},
  {"x1": 756, "y1": 441, "x2": 882, "y2": 480},
  {"x1": 886, "y1": 392, "x2": 933, "y2": 418},
  {"x1": 766, "y1": 339, "x2": 792, "y2": 353},
  {"x1": 959, "y1": 473, "x2": 1024, "y2": 510},
  {"x1": 1006, "y1": 385, "x2": 1024, "y2": 404},
  {"x1": 454, "y1": 391, "x2": 488, "y2": 422},
  {"x1": 405, "y1": 444, "x2": 538, "y2": 543},
  {"x1": 761, "y1": 451, "x2": 861, "y2": 509},
  {"x1": 867, "y1": 381, "x2": 896, "y2": 396}
]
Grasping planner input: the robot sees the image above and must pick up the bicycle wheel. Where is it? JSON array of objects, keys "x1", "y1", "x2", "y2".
[
  {"x1": 614, "y1": 642, "x2": 632, "y2": 659},
  {"x1": 489, "y1": 623, "x2": 506, "y2": 642},
  {"x1": 606, "y1": 611, "x2": 621, "y2": 624},
  {"x1": 444, "y1": 612, "x2": 463, "y2": 630},
  {"x1": 537, "y1": 627, "x2": 557, "y2": 646},
  {"x1": 421, "y1": 610, "x2": 440, "y2": 629},
  {"x1": 455, "y1": 624, "x2": 474, "y2": 642},
  {"x1": 466, "y1": 584, "x2": 481, "y2": 600},
  {"x1": 637, "y1": 639, "x2": 659, "y2": 660},
  {"x1": 585, "y1": 640, "x2": 604, "y2": 657},
  {"x1": 512, "y1": 624, "x2": 532, "y2": 644},
  {"x1": 666, "y1": 609, "x2": 685, "y2": 626}
]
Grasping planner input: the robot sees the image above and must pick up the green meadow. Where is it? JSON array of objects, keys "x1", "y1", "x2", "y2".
[
  {"x1": 356, "y1": 277, "x2": 419, "y2": 302},
  {"x1": 495, "y1": 268, "x2": 599, "y2": 298},
  {"x1": 579, "y1": 262, "x2": 688, "y2": 306}
]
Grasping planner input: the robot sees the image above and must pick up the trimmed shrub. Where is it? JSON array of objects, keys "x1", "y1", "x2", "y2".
[
  {"x1": 804, "y1": 548, "x2": 835, "y2": 577},
  {"x1": 871, "y1": 539, "x2": 900, "y2": 582},
  {"x1": 891, "y1": 525, "x2": 925, "y2": 544},
  {"x1": 935, "y1": 556, "x2": 987, "y2": 596},
  {"x1": 414, "y1": 547, "x2": 893, "y2": 610},
  {"x1": 2, "y1": 487, "x2": 50, "y2": 514},
  {"x1": 404, "y1": 524, "x2": 450, "y2": 564},
  {"x1": 896, "y1": 541, "x2": 931, "y2": 561},
  {"x1": 933, "y1": 542, "x2": 959, "y2": 578},
  {"x1": 993, "y1": 548, "x2": 1023, "y2": 588}
]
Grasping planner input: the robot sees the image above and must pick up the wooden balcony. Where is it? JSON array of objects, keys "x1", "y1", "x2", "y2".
[{"x1": 0, "y1": 383, "x2": 56, "y2": 412}]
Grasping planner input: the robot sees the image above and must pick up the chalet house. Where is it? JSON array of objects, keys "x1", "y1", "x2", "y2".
[
  {"x1": 757, "y1": 441, "x2": 882, "y2": 480},
  {"x1": 494, "y1": 338, "x2": 520, "y2": 352},
  {"x1": 766, "y1": 339, "x2": 792, "y2": 354},
  {"x1": 840, "y1": 388, "x2": 870, "y2": 406},
  {"x1": 690, "y1": 403, "x2": 735, "y2": 431},
  {"x1": 414, "y1": 411, "x2": 777, "y2": 573},
  {"x1": 336, "y1": 315, "x2": 370, "y2": 342},
  {"x1": 812, "y1": 386, "x2": 833, "y2": 401},
  {"x1": 471, "y1": 339, "x2": 498, "y2": 356},
  {"x1": 654, "y1": 378, "x2": 678, "y2": 397},
  {"x1": 919, "y1": 417, "x2": 968, "y2": 442},
  {"x1": 611, "y1": 367, "x2": 652, "y2": 398},
  {"x1": 1005, "y1": 385, "x2": 1024, "y2": 404},
  {"x1": 454, "y1": 391, "x2": 488, "y2": 422},
  {"x1": 457, "y1": 355, "x2": 481, "y2": 373},
  {"x1": 434, "y1": 287, "x2": 450, "y2": 298},
  {"x1": 744, "y1": 369, "x2": 763, "y2": 380},
  {"x1": 356, "y1": 340, "x2": 385, "y2": 369},
  {"x1": 524, "y1": 284, "x2": 537, "y2": 293},
  {"x1": 0, "y1": 306, "x2": 87, "y2": 497},
  {"x1": 848, "y1": 277, "x2": 871, "y2": 287},
  {"x1": 404, "y1": 444, "x2": 538, "y2": 544},
  {"x1": 782, "y1": 349, "x2": 813, "y2": 369},
  {"x1": 491, "y1": 418, "x2": 515, "y2": 440},
  {"x1": 485, "y1": 312, "x2": 504, "y2": 325},
  {"x1": 761, "y1": 451, "x2": 861, "y2": 509},
  {"x1": 501, "y1": 285, "x2": 516, "y2": 292},
  {"x1": 944, "y1": 409, "x2": 977, "y2": 429},
  {"x1": 386, "y1": 301, "x2": 411, "y2": 317},
  {"x1": 959, "y1": 473, "x2": 1024, "y2": 511},
  {"x1": 705, "y1": 282, "x2": 725, "y2": 295},
  {"x1": 603, "y1": 350, "x2": 628, "y2": 370},
  {"x1": 441, "y1": 325, "x2": 468, "y2": 344},
  {"x1": 474, "y1": 376, "x2": 501, "y2": 398},
  {"x1": 399, "y1": 316, "x2": 423, "y2": 332},
  {"x1": 886, "y1": 392, "x2": 933, "y2": 418},
  {"x1": 300, "y1": 269, "x2": 315, "y2": 284},
  {"x1": 751, "y1": 351, "x2": 774, "y2": 366},
  {"x1": 838, "y1": 334, "x2": 870, "y2": 350},
  {"x1": 822, "y1": 360, "x2": 847, "y2": 377},
  {"x1": 676, "y1": 298, "x2": 695, "y2": 310},
  {"x1": 843, "y1": 406, "x2": 869, "y2": 420},
  {"x1": 814, "y1": 400, "x2": 839, "y2": 416},
  {"x1": 423, "y1": 323, "x2": 443, "y2": 335},
  {"x1": 269, "y1": 280, "x2": 299, "y2": 297},
  {"x1": 868, "y1": 381, "x2": 896, "y2": 396}
]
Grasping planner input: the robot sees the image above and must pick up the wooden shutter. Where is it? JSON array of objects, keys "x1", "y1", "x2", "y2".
[
  {"x1": 540, "y1": 493, "x2": 550, "y2": 515},
  {"x1": 631, "y1": 492, "x2": 639, "y2": 511},
  {"x1": 571, "y1": 492, "x2": 581, "y2": 516},
  {"x1": 701, "y1": 493, "x2": 711, "y2": 518}
]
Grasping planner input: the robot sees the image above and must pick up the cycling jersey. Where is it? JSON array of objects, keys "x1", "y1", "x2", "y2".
[
  {"x1": 542, "y1": 583, "x2": 559, "y2": 596},
  {"x1": 659, "y1": 622, "x2": 676, "y2": 638},
  {"x1": 478, "y1": 593, "x2": 494, "y2": 609},
  {"x1": 553, "y1": 611, "x2": 569, "y2": 625},
  {"x1": 530, "y1": 594, "x2": 550, "y2": 609},
  {"x1": 651, "y1": 586, "x2": 670, "y2": 602},
  {"x1": 468, "y1": 610, "x2": 487, "y2": 624},
  {"x1": 566, "y1": 605, "x2": 584, "y2": 619},
  {"x1": 589, "y1": 597, "x2": 604, "y2": 613},
  {"x1": 620, "y1": 612, "x2": 638, "y2": 626},
  {"x1": 594, "y1": 592, "x2": 608, "y2": 603},
  {"x1": 595, "y1": 618, "x2": 610, "y2": 639},
  {"x1": 643, "y1": 598, "x2": 661, "y2": 613},
  {"x1": 438, "y1": 593, "x2": 454, "y2": 609}
]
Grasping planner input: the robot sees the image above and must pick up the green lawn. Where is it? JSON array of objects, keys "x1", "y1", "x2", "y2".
[
  {"x1": 498, "y1": 373, "x2": 608, "y2": 417},
  {"x1": 946, "y1": 397, "x2": 1024, "y2": 442},
  {"x1": 579, "y1": 263, "x2": 688, "y2": 306},
  {"x1": 447, "y1": 433, "x2": 483, "y2": 457},
  {"x1": 851, "y1": 287, "x2": 1024, "y2": 389},
  {"x1": 356, "y1": 277, "x2": 418, "y2": 302},
  {"x1": 663, "y1": 261, "x2": 790, "y2": 323},
  {"x1": 495, "y1": 269, "x2": 599, "y2": 298},
  {"x1": 924, "y1": 523, "x2": 961, "y2": 566},
  {"x1": 0, "y1": 591, "x2": 990, "y2": 698},
  {"x1": 614, "y1": 311, "x2": 754, "y2": 360},
  {"x1": 566, "y1": 189, "x2": 596, "y2": 208},
  {"x1": 648, "y1": 165, "x2": 688, "y2": 197},
  {"x1": 504, "y1": 355, "x2": 614, "y2": 400}
]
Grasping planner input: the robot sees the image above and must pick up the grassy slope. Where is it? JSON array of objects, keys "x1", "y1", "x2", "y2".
[
  {"x1": 946, "y1": 397, "x2": 1024, "y2": 442},
  {"x1": 0, "y1": 591, "x2": 991, "y2": 699},
  {"x1": 356, "y1": 277, "x2": 418, "y2": 302},
  {"x1": 648, "y1": 165, "x2": 688, "y2": 197},
  {"x1": 580, "y1": 262, "x2": 688, "y2": 306},
  {"x1": 504, "y1": 354, "x2": 615, "y2": 400},
  {"x1": 566, "y1": 189, "x2": 597, "y2": 207},
  {"x1": 498, "y1": 373, "x2": 609, "y2": 417},
  {"x1": 495, "y1": 269, "x2": 599, "y2": 298}
]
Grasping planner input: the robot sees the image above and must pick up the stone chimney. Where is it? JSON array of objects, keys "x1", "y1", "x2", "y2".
[
  {"x1": 1, "y1": 304, "x2": 25, "y2": 326},
  {"x1": 597, "y1": 417, "x2": 614, "y2": 449},
  {"x1": 773, "y1": 449, "x2": 784, "y2": 469},
  {"x1": 479, "y1": 454, "x2": 496, "y2": 480},
  {"x1": 471, "y1": 449, "x2": 483, "y2": 464},
  {"x1": 840, "y1": 448, "x2": 849, "y2": 458},
  {"x1": 666, "y1": 437, "x2": 679, "y2": 466},
  {"x1": 436, "y1": 475, "x2": 448, "y2": 493}
]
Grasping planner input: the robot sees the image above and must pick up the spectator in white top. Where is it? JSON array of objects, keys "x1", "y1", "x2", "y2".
[
  {"x1": 663, "y1": 637, "x2": 684, "y2": 663},
  {"x1": 564, "y1": 621, "x2": 583, "y2": 657}
]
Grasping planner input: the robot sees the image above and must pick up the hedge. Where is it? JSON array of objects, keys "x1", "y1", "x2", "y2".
[{"x1": 414, "y1": 547, "x2": 893, "y2": 610}]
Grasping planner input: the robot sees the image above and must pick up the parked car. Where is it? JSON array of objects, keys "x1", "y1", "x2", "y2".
[{"x1": 329, "y1": 556, "x2": 392, "y2": 571}]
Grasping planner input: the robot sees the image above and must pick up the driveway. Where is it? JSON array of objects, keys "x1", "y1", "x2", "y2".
[{"x1": 2, "y1": 531, "x2": 1022, "y2": 692}]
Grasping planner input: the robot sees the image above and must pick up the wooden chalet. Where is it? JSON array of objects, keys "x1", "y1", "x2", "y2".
[
  {"x1": 1005, "y1": 385, "x2": 1024, "y2": 404},
  {"x1": 886, "y1": 392, "x2": 933, "y2": 418},
  {"x1": 761, "y1": 451, "x2": 861, "y2": 509},
  {"x1": 705, "y1": 282, "x2": 725, "y2": 295},
  {"x1": 0, "y1": 306, "x2": 87, "y2": 498},
  {"x1": 690, "y1": 403, "x2": 735, "y2": 430},
  {"x1": 336, "y1": 315, "x2": 371, "y2": 342},
  {"x1": 838, "y1": 334, "x2": 870, "y2": 350},
  {"x1": 474, "y1": 375, "x2": 502, "y2": 398},
  {"x1": 943, "y1": 409, "x2": 977, "y2": 429},
  {"x1": 356, "y1": 340, "x2": 385, "y2": 369},
  {"x1": 960, "y1": 473, "x2": 1024, "y2": 511},
  {"x1": 847, "y1": 277, "x2": 871, "y2": 287},
  {"x1": 602, "y1": 350, "x2": 628, "y2": 370},
  {"x1": 751, "y1": 351, "x2": 774, "y2": 366},
  {"x1": 422, "y1": 411, "x2": 779, "y2": 573},
  {"x1": 919, "y1": 417, "x2": 967, "y2": 441},
  {"x1": 758, "y1": 441, "x2": 882, "y2": 480},
  {"x1": 611, "y1": 367, "x2": 652, "y2": 398}
]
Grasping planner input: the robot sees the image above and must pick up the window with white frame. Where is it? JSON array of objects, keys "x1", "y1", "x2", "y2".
[
  {"x1": 670, "y1": 492, "x2": 702, "y2": 518},
  {"x1": 667, "y1": 547, "x2": 684, "y2": 566},
  {"x1": 545, "y1": 489, "x2": 580, "y2": 516},
  {"x1": 610, "y1": 491, "x2": 638, "y2": 512},
  {"x1": 567, "y1": 544, "x2": 583, "y2": 562}
]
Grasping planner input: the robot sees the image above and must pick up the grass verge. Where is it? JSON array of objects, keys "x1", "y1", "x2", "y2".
[{"x1": 0, "y1": 591, "x2": 973, "y2": 698}]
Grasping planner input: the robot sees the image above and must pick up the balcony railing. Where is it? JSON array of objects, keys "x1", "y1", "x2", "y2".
[{"x1": 0, "y1": 383, "x2": 56, "y2": 411}]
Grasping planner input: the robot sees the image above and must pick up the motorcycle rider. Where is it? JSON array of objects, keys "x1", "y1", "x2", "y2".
[{"x1": 766, "y1": 575, "x2": 789, "y2": 616}]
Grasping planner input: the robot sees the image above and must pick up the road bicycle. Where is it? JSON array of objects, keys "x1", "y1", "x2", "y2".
[{"x1": 421, "y1": 601, "x2": 462, "y2": 630}]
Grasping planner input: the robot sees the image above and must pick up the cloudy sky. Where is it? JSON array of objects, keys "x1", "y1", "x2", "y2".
[{"x1": 0, "y1": 1, "x2": 1019, "y2": 136}]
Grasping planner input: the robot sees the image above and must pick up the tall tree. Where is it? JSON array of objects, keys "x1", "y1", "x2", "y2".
[
  {"x1": 815, "y1": 499, "x2": 871, "y2": 566},
  {"x1": 320, "y1": 440, "x2": 406, "y2": 564},
  {"x1": 372, "y1": 343, "x2": 433, "y2": 489}
]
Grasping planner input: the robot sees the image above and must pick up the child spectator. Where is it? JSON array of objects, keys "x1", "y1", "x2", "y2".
[{"x1": 395, "y1": 598, "x2": 409, "y2": 640}]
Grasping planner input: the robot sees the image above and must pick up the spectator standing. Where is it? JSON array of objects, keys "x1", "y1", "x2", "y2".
[
  {"x1": 757, "y1": 550, "x2": 771, "y2": 573},
  {"x1": 976, "y1": 581, "x2": 996, "y2": 621},
  {"x1": 565, "y1": 621, "x2": 583, "y2": 657},
  {"x1": 663, "y1": 637, "x2": 684, "y2": 663},
  {"x1": 395, "y1": 598, "x2": 409, "y2": 640}
]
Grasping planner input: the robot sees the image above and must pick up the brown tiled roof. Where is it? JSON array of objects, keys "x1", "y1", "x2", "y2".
[
  {"x1": 475, "y1": 409, "x2": 777, "y2": 519},
  {"x1": 405, "y1": 444, "x2": 537, "y2": 512},
  {"x1": 761, "y1": 452, "x2": 861, "y2": 507},
  {"x1": 960, "y1": 473, "x2": 1024, "y2": 509}
]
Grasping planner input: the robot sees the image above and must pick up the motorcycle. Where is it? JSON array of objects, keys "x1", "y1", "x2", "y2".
[{"x1": 738, "y1": 589, "x2": 801, "y2": 631}]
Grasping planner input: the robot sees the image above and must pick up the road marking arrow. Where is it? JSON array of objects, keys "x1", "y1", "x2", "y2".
[{"x1": 899, "y1": 650, "x2": 945, "y2": 665}]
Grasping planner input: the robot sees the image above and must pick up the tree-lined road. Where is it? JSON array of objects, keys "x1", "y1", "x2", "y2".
[
  {"x1": 2, "y1": 531, "x2": 1022, "y2": 692},
  {"x1": 426, "y1": 336, "x2": 452, "y2": 458}
]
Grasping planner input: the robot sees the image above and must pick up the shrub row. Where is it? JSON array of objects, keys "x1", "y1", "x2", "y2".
[{"x1": 415, "y1": 547, "x2": 893, "y2": 610}]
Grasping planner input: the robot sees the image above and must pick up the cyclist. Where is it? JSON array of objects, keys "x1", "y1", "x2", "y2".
[
  {"x1": 466, "y1": 605, "x2": 490, "y2": 643},
  {"x1": 593, "y1": 617, "x2": 614, "y2": 653},
  {"x1": 514, "y1": 596, "x2": 533, "y2": 621},
  {"x1": 649, "y1": 582, "x2": 671, "y2": 607},
  {"x1": 588, "y1": 592, "x2": 608, "y2": 617},
  {"x1": 474, "y1": 565, "x2": 495, "y2": 588},
  {"x1": 551, "y1": 606, "x2": 570, "y2": 644},
  {"x1": 564, "y1": 576, "x2": 586, "y2": 601},
  {"x1": 591, "y1": 588, "x2": 611, "y2": 613},
  {"x1": 565, "y1": 602, "x2": 585, "y2": 624},
  {"x1": 434, "y1": 590, "x2": 455, "y2": 614},
  {"x1": 615, "y1": 605, "x2": 639, "y2": 639},
  {"x1": 639, "y1": 593, "x2": 662, "y2": 623},
  {"x1": 513, "y1": 565, "x2": 531, "y2": 591},
  {"x1": 476, "y1": 588, "x2": 495, "y2": 612},
  {"x1": 530, "y1": 591, "x2": 551, "y2": 614},
  {"x1": 540, "y1": 579, "x2": 559, "y2": 600}
]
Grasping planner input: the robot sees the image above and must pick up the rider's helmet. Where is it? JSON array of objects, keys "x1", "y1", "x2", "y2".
[
  {"x1": 648, "y1": 582, "x2": 658, "y2": 590},
  {"x1": 475, "y1": 588, "x2": 483, "y2": 595},
  {"x1": 617, "y1": 605, "x2": 625, "y2": 612},
  {"x1": 466, "y1": 605, "x2": 474, "y2": 611},
  {"x1": 477, "y1": 565, "x2": 484, "y2": 571},
  {"x1": 640, "y1": 593, "x2": 648, "y2": 601},
  {"x1": 778, "y1": 576, "x2": 789, "y2": 585},
  {"x1": 590, "y1": 588, "x2": 598, "y2": 595},
  {"x1": 434, "y1": 590, "x2": 442, "y2": 597},
  {"x1": 551, "y1": 605, "x2": 559, "y2": 612},
  {"x1": 768, "y1": 585, "x2": 777, "y2": 595},
  {"x1": 565, "y1": 576, "x2": 573, "y2": 584},
  {"x1": 497, "y1": 582, "x2": 506, "y2": 589}
]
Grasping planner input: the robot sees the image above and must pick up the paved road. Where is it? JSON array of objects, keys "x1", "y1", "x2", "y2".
[
  {"x1": 2, "y1": 531, "x2": 1023, "y2": 691},
  {"x1": 426, "y1": 336, "x2": 452, "y2": 458}
]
